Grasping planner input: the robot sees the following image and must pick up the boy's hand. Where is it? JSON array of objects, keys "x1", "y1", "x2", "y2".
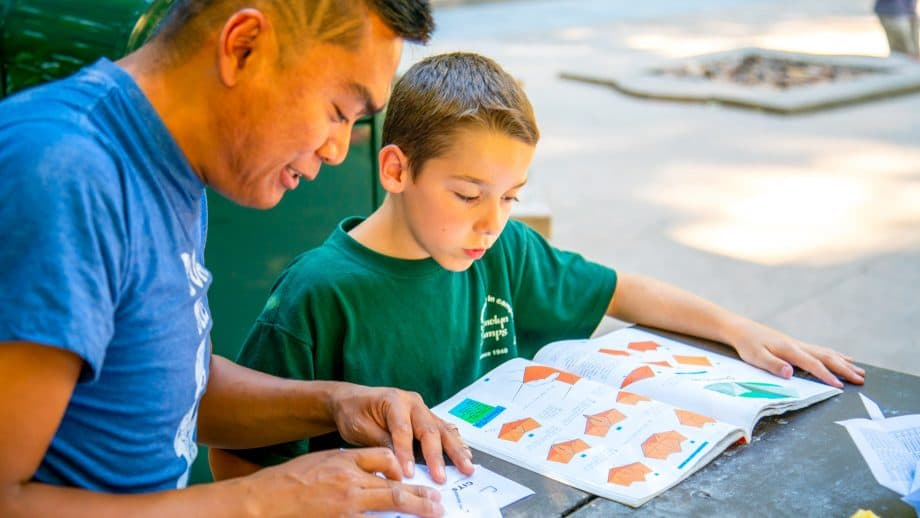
[
  {"x1": 731, "y1": 322, "x2": 865, "y2": 388},
  {"x1": 328, "y1": 383, "x2": 474, "y2": 484},
  {"x1": 250, "y1": 447, "x2": 445, "y2": 517}
]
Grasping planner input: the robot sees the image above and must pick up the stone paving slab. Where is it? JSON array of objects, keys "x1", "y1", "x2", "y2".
[{"x1": 560, "y1": 48, "x2": 920, "y2": 114}]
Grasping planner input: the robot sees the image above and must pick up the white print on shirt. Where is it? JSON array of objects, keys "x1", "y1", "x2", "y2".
[
  {"x1": 193, "y1": 298, "x2": 210, "y2": 336},
  {"x1": 180, "y1": 250, "x2": 211, "y2": 297},
  {"x1": 174, "y1": 249, "x2": 211, "y2": 488},
  {"x1": 479, "y1": 294, "x2": 516, "y2": 360},
  {"x1": 174, "y1": 336, "x2": 207, "y2": 488}
]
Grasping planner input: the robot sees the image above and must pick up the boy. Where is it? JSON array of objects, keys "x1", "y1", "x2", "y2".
[{"x1": 210, "y1": 52, "x2": 864, "y2": 478}]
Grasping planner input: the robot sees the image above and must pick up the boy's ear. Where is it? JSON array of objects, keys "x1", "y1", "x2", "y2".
[
  {"x1": 217, "y1": 9, "x2": 270, "y2": 87},
  {"x1": 378, "y1": 144, "x2": 410, "y2": 193}
]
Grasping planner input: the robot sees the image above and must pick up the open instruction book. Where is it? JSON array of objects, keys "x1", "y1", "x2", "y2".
[{"x1": 432, "y1": 327, "x2": 841, "y2": 507}]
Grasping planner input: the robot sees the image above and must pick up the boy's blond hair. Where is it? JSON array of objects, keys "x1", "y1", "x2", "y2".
[{"x1": 383, "y1": 52, "x2": 540, "y2": 177}]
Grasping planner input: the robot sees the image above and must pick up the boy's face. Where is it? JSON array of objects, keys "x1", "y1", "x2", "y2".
[{"x1": 398, "y1": 127, "x2": 535, "y2": 272}]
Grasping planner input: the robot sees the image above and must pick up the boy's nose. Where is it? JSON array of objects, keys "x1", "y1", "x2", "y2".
[{"x1": 475, "y1": 201, "x2": 504, "y2": 236}]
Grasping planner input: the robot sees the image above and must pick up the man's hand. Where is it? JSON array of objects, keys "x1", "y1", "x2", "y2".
[
  {"x1": 247, "y1": 447, "x2": 444, "y2": 517},
  {"x1": 328, "y1": 384, "x2": 474, "y2": 484},
  {"x1": 730, "y1": 321, "x2": 865, "y2": 388}
]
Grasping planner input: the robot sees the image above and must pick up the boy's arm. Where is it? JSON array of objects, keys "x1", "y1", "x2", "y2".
[
  {"x1": 0, "y1": 341, "x2": 446, "y2": 517},
  {"x1": 606, "y1": 273, "x2": 865, "y2": 387},
  {"x1": 198, "y1": 354, "x2": 474, "y2": 483}
]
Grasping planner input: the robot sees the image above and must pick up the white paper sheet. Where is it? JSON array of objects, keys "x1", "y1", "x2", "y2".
[
  {"x1": 370, "y1": 463, "x2": 534, "y2": 518},
  {"x1": 837, "y1": 393, "x2": 920, "y2": 506}
]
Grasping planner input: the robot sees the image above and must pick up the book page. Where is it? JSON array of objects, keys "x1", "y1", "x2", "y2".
[
  {"x1": 533, "y1": 327, "x2": 840, "y2": 437},
  {"x1": 433, "y1": 357, "x2": 743, "y2": 507}
]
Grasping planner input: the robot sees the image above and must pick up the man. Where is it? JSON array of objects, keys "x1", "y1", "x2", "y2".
[{"x1": 0, "y1": 1, "x2": 471, "y2": 516}]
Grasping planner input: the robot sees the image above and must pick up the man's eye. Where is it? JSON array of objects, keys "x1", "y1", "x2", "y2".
[{"x1": 333, "y1": 106, "x2": 349, "y2": 124}]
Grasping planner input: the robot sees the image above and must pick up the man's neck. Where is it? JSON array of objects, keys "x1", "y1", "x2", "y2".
[{"x1": 116, "y1": 45, "x2": 211, "y2": 184}]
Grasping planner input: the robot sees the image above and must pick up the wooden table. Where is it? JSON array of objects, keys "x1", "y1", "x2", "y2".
[{"x1": 480, "y1": 328, "x2": 919, "y2": 517}]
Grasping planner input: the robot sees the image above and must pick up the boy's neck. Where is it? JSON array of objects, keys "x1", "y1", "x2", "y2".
[{"x1": 348, "y1": 198, "x2": 429, "y2": 260}]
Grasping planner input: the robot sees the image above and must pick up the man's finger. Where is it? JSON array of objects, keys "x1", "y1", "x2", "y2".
[
  {"x1": 412, "y1": 408, "x2": 447, "y2": 484},
  {"x1": 350, "y1": 447, "x2": 404, "y2": 481},
  {"x1": 440, "y1": 422, "x2": 475, "y2": 476},
  {"x1": 358, "y1": 482, "x2": 444, "y2": 518},
  {"x1": 385, "y1": 399, "x2": 417, "y2": 478}
]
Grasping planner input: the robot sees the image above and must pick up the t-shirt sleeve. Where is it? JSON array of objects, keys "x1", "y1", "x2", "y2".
[
  {"x1": 505, "y1": 221, "x2": 618, "y2": 358},
  {"x1": 0, "y1": 121, "x2": 125, "y2": 381},
  {"x1": 230, "y1": 317, "x2": 318, "y2": 466}
]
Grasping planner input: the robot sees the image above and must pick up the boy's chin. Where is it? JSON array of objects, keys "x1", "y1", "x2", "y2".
[{"x1": 433, "y1": 256, "x2": 476, "y2": 272}]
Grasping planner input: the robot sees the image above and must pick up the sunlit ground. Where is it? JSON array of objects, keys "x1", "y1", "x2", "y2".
[
  {"x1": 622, "y1": 16, "x2": 890, "y2": 58},
  {"x1": 640, "y1": 143, "x2": 920, "y2": 265}
]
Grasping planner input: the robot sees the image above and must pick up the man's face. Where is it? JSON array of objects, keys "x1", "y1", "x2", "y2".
[
  {"x1": 213, "y1": 14, "x2": 403, "y2": 209},
  {"x1": 396, "y1": 127, "x2": 535, "y2": 272}
]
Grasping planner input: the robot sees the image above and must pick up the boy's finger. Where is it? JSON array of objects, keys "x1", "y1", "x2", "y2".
[{"x1": 784, "y1": 347, "x2": 842, "y2": 388}]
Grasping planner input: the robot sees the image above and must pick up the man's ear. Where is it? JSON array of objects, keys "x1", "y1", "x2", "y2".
[
  {"x1": 379, "y1": 144, "x2": 411, "y2": 193},
  {"x1": 217, "y1": 9, "x2": 270, "y2": 87}
]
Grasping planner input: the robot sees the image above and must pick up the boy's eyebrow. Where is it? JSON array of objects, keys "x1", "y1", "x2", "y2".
[
  {"x1": 451, "y1": 175, "x2": 529, "y2": 189},
  {"x1": 348, "y1": 82, "x2": 383, "y2": 117}
]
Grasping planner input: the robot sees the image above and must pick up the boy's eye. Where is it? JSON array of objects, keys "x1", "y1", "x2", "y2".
[
  {"x1": 503, "y1": 195, "x2": 521, "y2": 203},
  {"x1": 454, "y1": 193, "x2": 480, "y2": 203}
]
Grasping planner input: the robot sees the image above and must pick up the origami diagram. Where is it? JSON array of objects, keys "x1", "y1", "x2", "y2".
[
  {"x1": 616, "y1": 391, "x2": 650, "y2": 405},
  {"x1": 705, "y1": 381, "x2": 797, "y2": 399},
  {"x1": 599, "y1": 348, "x2": 630, "y2": 356},
  {"x1": 674, "y1": 409, "x2": 716, "y2": 428},
  {"x1": 584, "y1": 408, "x2": 627, "y2": 437},
  {"x1": 620, "y1": 365, "x2": 655, "y2": 388},
  {"x1": 547, "y1": 438, "x2": 591, "y2": 463},
  {"x1": 641, "y1": 430, "x2": 687, "y2": 459},
  {"x1": 627, "y1": 340, "x2": 660, "y2": 352},
  {"x1": 673, "y1": 354, "x2": 712, "y2": 366},
  {"x1": 498, "y1": 417, "x2": 541, "y2": 442},
  {"x1": 608, "y1": 462, "x2": 653, "y2": 486},
  {"x1": 644, "y1": 360, "x2": 672, "y2": 368},
  {"x1": 522, "y1": 365, "x2": 581, "y2": 385}
]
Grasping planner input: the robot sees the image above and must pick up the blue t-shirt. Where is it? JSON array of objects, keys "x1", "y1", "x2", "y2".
[
  {"x1": 875, "y1": 0, "x2": 917, "y2": 16},
  {"x1": 0, "y1": 59, "x2": 212, "y2": 492}
]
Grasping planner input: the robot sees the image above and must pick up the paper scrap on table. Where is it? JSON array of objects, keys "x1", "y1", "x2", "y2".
[
  {"x1": 836, "y1": 393, "x2": 920, "y2": 514},
  {"x1": 370, "y1": 463, "x2": 534, "y2": 518}
]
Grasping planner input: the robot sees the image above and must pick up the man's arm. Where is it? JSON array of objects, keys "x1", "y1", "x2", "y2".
[
  {"x1": 605, "y1": 273, "x2": 865, "y2": 387},
  {"x1": 198, "y1": 354, "x2": 474, "y2": 483},
  {"x1": 0, "y1": 341, "x2": 447, "y2": 517}
]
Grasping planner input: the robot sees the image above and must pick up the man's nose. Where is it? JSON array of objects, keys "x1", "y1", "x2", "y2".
[{"x1": 317, "y1": 123, "x2": 353, "y2": 166}]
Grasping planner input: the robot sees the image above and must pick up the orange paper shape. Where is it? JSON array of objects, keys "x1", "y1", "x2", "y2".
[
  {"x1": 616, "y1": 391, "x2": 650, "y2": 405},
  {"x1": 621, "y1": 365, "x2": 655, "y2": 388},
  {"x1": 674, "y1": 409, "x2": 716, "y2": 428},
  {"x1": 644, "y1": 360, "x2": 672, "y2": 368},
  {"x1": 642, "y1": 430, "x2": 687, "y2": 459},
  {"x1": 627, "y1": 341, "x2": 660, "y2": 352},
  {"x1": 498, "y1": 417, "x2": 541, "y2": 442},
  {"x1": 584, "y1": 409, "x2": 627, "y2": 437},
  {"x1": 599, "y1": 348, "x2": 630, "y2": 356},
  {"x1": 674, "y1": 355, "x2": 712, "y2": 366},
  {"x1": 608, "y1": 462, "x2": 653, "y2": 486},
  {"x1": 547, "y1": 439, "x2": 591, "y2": 463},
  {"x1": 523, "y1": 365, "x2": 581, "y2": 385}
]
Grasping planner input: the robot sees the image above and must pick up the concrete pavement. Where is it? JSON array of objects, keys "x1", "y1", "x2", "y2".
[{"x1": 413, "y1": 0, "x2": 920, "y2": 377}]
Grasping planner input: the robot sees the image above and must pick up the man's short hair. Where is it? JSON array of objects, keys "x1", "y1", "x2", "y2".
[
  {"x1": 153, "y1": 0, "x2": 434, "y2": 60},
  {"x1": 383, "y1": 52, "x2": 540, "y2": 177}
]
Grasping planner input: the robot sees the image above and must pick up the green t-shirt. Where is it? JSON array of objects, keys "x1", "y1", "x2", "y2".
[{"x1": 234, "y1": 217, "x2": 617, "y2": 466}]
